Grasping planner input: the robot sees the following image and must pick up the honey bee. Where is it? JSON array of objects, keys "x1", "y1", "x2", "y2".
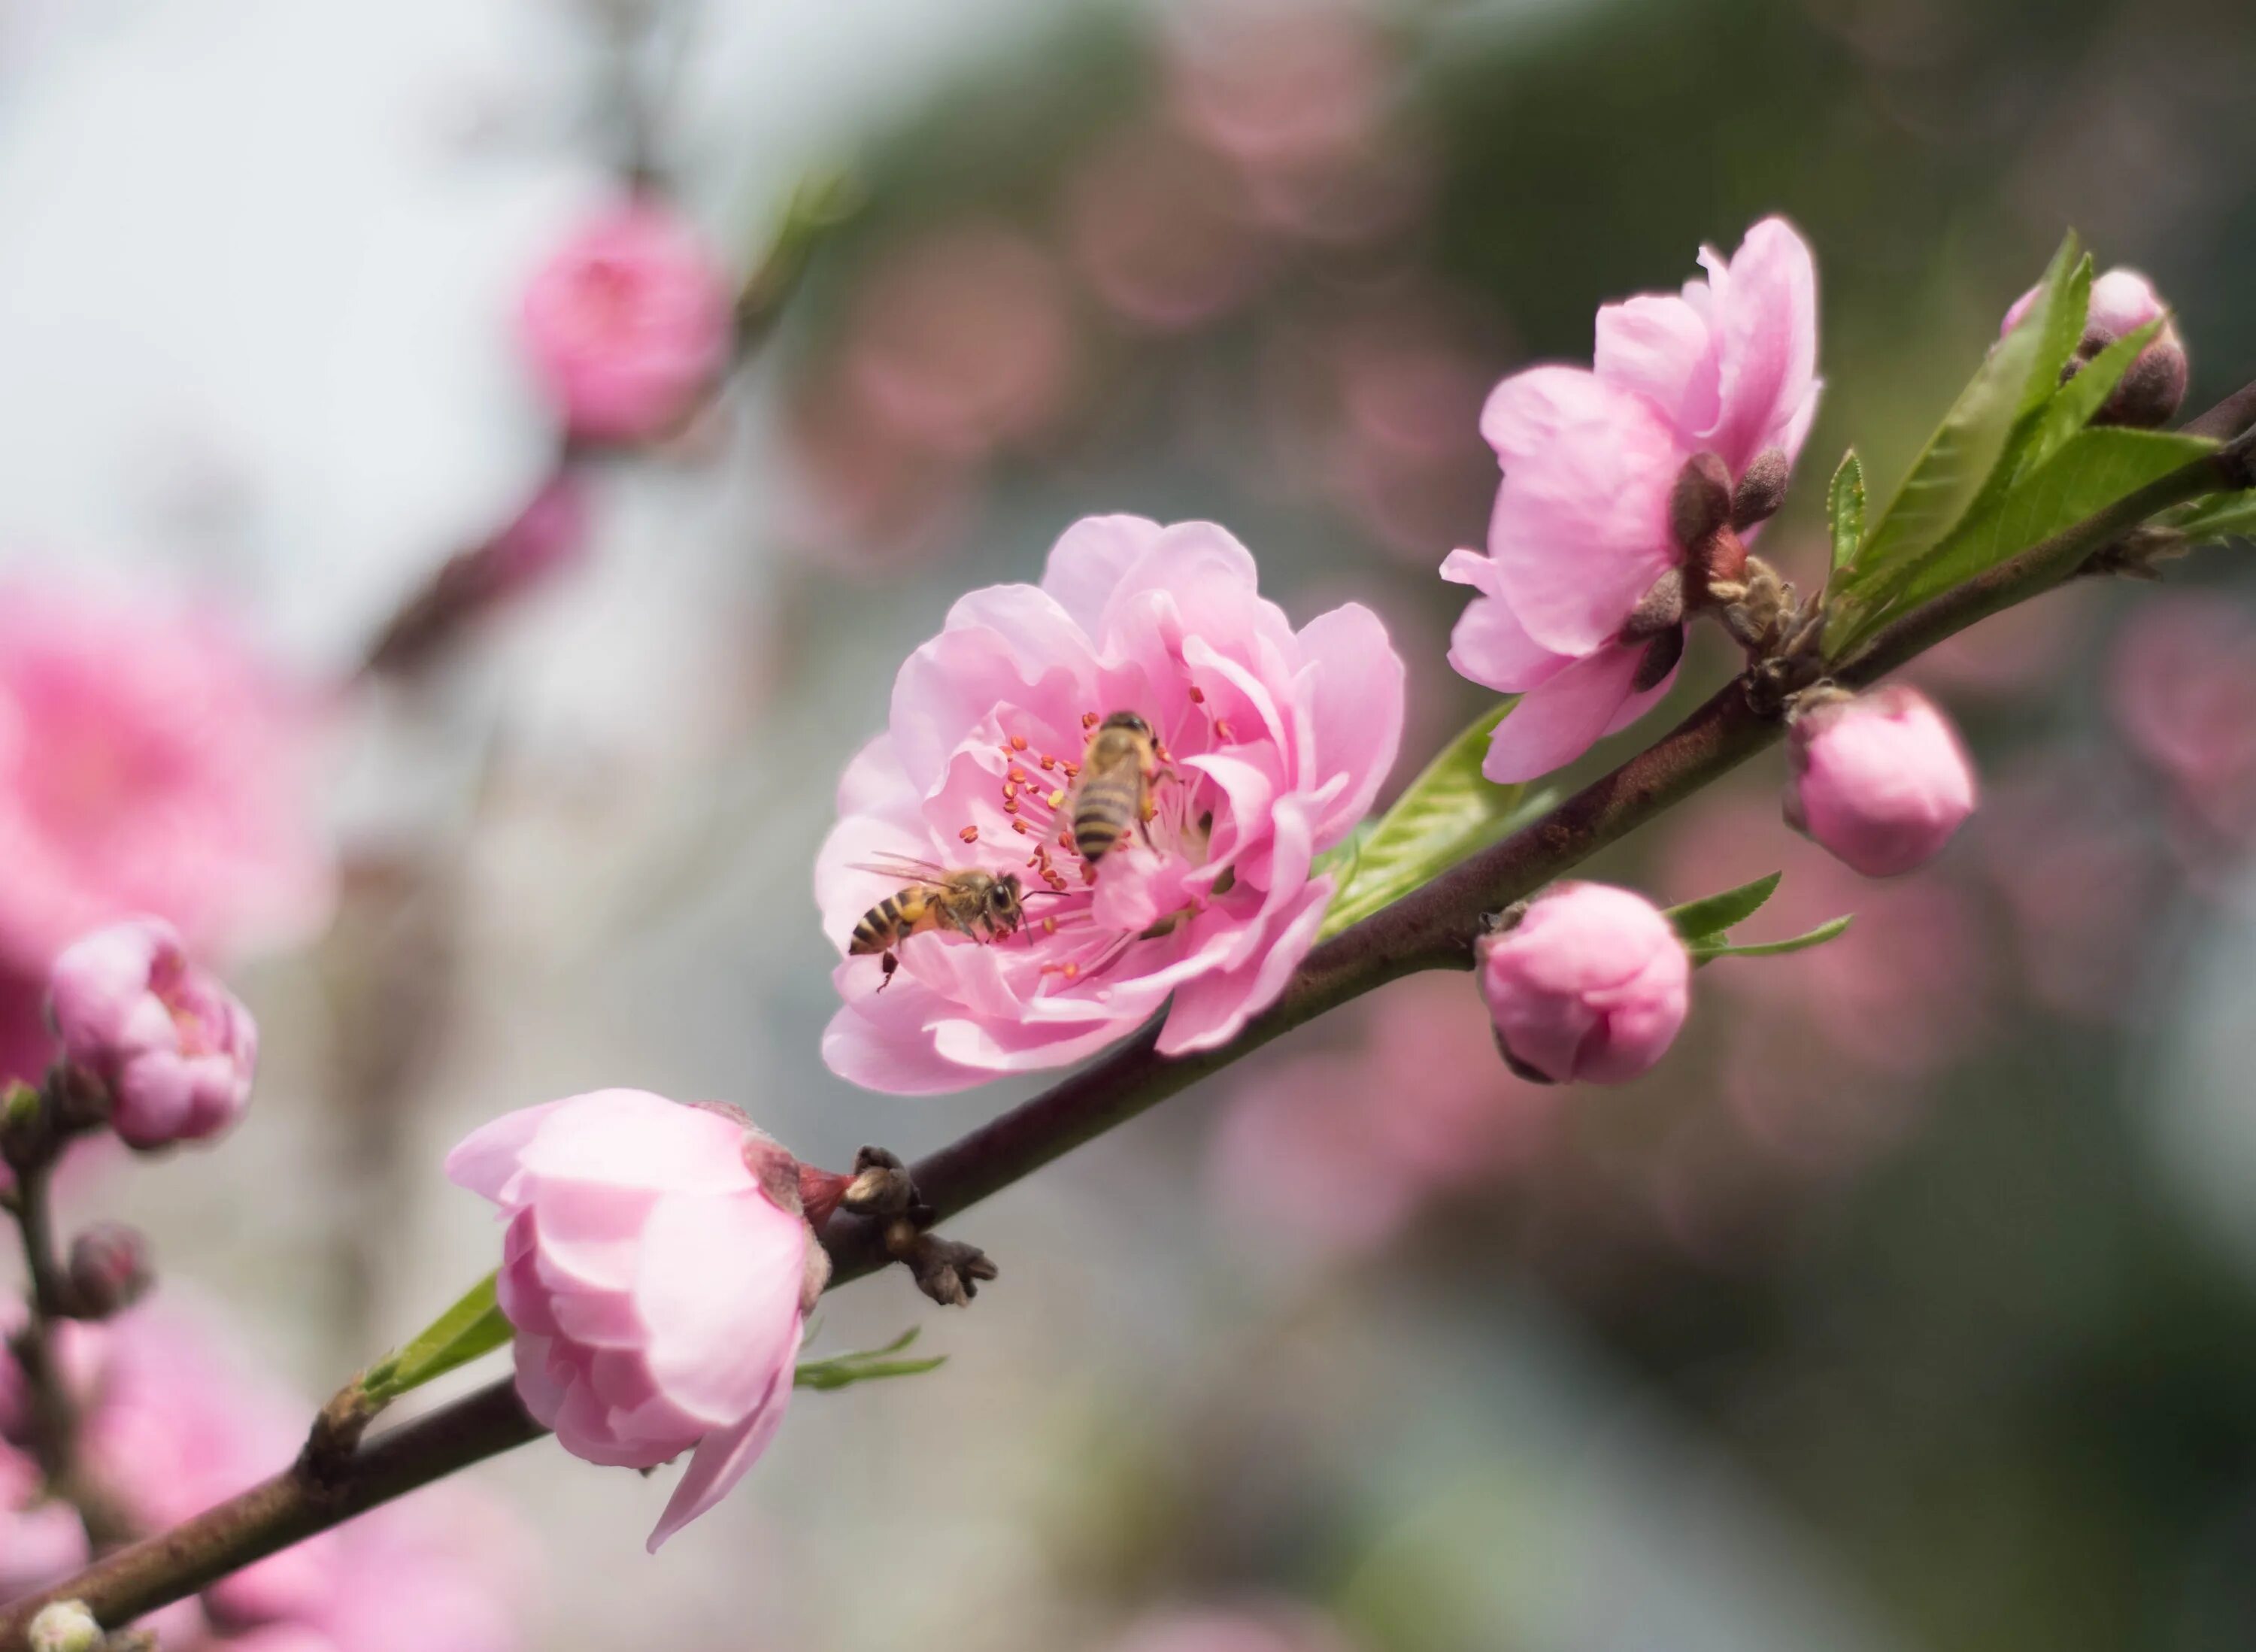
[
  {"x1": 848, "y1": 855, "x2": 1027, "y2": 988},
  {"x1": 1069, "y1": 711, "x2": 1160, "y2": 865}
]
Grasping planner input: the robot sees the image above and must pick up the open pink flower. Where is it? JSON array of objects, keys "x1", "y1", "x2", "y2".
[
  {"x1": 520, "y1": 202, "x2": 734, "y2": 444},
  {"x1": 447, "y1": 1089, "x2": 821, "y2": 1550},
  {"x1": 1444, "y1": 218, "x2": 1820, "y2": 781},
  {"x1": 46, "y1": 917, "x2": 256, "y2": 1149},
  {"x1": 816, "y1": 515, "x2": 1403, "y2": 1093},
  {"x1": 0, "y1": 574, "x2": 331, "y2": 975}
]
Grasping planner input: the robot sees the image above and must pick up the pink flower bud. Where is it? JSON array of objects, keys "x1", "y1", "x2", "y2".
[
  {"x1": 446, "y1": 1089, "x2": 823, "y2": 1550},
  {"x1": 45, "y1": 919, "x2": 257, "y2": 1150},
  {"x1": 520, "y1": 203, "x2": 734, "y2": 444},
  {"x1": 2002, "y1": 265, "x2": 2187, "y2": 428},
  {"x1": 1475, "y1": 884, "x2": 1690, "y2": 1085},
  {"x1": 1782, "y1": 687, "x2": 1977, "y2": 878},
  {"x1": 67, "y1": 1221, "x2": 153, "y2": 1318}
]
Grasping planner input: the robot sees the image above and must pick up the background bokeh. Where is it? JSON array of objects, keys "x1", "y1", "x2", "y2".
[{"x1": 8, "y1": 0, "x2": 2256, "y2": 1648}]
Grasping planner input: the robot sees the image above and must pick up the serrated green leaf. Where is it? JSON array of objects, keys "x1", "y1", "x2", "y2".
[
  {"x1": 1826, "y1": 236, "x2": 2085, "y2": 653},
  {"x1": 1663, "y1": 873, "x2": 1781, "y2": 944},
  {"x1": 2163, "y1": 490, "x2": 2256, "y2": 546},
  {"x1": 363, "y1": 1272, "x2": 513, "y2": 1403},
  {"x1": 1317, "y1": 703, "x2": 1557, "y2": 941},
  {"x1": 2017, "y1": 317, "x2": 2164, "y2": 478},
  {"x1": 794, "y1": 1328, "x2": 946, "y2": 1392},
  {"x1": 1827, "y1": 450, "x2": 1866, "y2": 574},
  {"x1": 1688, "y1": 914, "x2": 1853, "y2": 963}
]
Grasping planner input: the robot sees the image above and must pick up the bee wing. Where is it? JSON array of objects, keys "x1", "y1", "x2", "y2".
[{"x1": 849, "y1": 853, "x2": 955, "y2": 886}]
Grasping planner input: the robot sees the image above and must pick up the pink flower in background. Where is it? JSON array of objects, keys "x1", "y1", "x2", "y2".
[
  {"x1": 0, "y1": 574, "x2": 331, "y2": 975},
  {"x1": 2003, "y1": 265, "x2": 2187, "y2": 428},
  {"x1": 1211, "y1": 973, "x2": 1557, "y2": 1256},
  {"x1": 46, "y1": 918, "x2": 256, "y2": 1150},
  {"x1": 521, "y1": 202, "x2": 734, "y2": 444},
  {"x1": 1477, "y1": 884, "x2": 1690, "y2": 1084},
  {"x1": 1063, "y1": 122, "x2": 1278, "y2": 334},
  {"x1": 1443, "y1": 218, "x2": 1821, "y2": 781},
  {"x1": 841, "y1": 222, "x2": 1081, "y2": 461},
  {"x1": 0, "y1": 1444, "x2": 86, "y2": 1599},
  {"x1": 0, "y1": 968, "x2": 46, "y2": 1087},
  {"x1": 447, "y1": 1089, "x2": 821, "y2": 1550},
  {"x1": 2109, "y1": 596, "x2": 2256, "y2": 855},
  {"x1": 280, "y1": 1487, "x2": 532, "y2": 1652},
  {"x1": 1783, "y1": 687, "x2": 1978, "y2": 878},
  {"x1": 817, "y1": 515, "x2": 1403, "y2": 1092},
  {"x1": 1109, "y1": 1602, "x2": 1364, "y2": 1652}
]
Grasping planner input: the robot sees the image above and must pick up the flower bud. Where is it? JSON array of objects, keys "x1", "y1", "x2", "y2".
[
  {"x1": 1668, "y1": 452, "x2": 1734, "y2": 552},
  {"x1": 1782, "y1": 686, "x2": 1977, "y2": 877},
  {"x1": 45, "y1": 920, "x2": 257, "y2": 1150},
  {"x1": 1475, "y1": 884, "x2": 1690, "y2": 1085},
  {"x1": 2002, "y1": 266, "x2": 2188, "y2": 429},
  {"x1": 1730, "y1": 447, "x2": 1791, "y2": 530},
  {"x1": 67, "y1": 1222, "x2": 152, "y2": 1318},
  {"x1": 26, "y1": 1602, "x2": 101, "y2": 1652}
]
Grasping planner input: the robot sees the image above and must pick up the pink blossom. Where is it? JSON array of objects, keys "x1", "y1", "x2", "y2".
[
  {"x1": 1210, "y1": 973, "x2": 1557, "y2": 1256},
  {"x1": 1477, "y1": 884, "x2": 1690, "y2": 1084},
  {"x1": 2002, "y1": 266, "x2": 2186, "y2": 428},
  {"x1": 1062, "y1": 122, "x2": 1277, "y2": 334},
  {"x1": 1109, "y1": 1602, "x2": 1363, "y2": 1652},
  {"x1": 520, "y1": 202, "x2": 734, "y2": 444},
  {"x1": 1783, "y1": 687, "x2": 1977, "y2": 878},
  {"x1": 0, "y1": 574, "x2": 331, "y2": 975},
  {"x1": 2108, "y1": 596, "x2": 2256, "y2": 853},
  {"x1": 840, "y1": 221, "x2": 1081, "y2": 459},
  {"x1": 0, "y1": 967, "x2": 45, "y2": 1087},
  {"x1": 816, "y1": 516, "x2": 1403, "y2": 1092},
  {"x1": 446, "y1": 1089, "x2": 820, "y2": 1550},
  {"x1": 1443, "y1": 218, "x2": 1820, "y2": 781},
  {"x1": 0, "y1": 1444, "x2": 88, "y2": 1600},
  {"x1": 45, "y1": 917, "x2": 256, "y2": 1150}
]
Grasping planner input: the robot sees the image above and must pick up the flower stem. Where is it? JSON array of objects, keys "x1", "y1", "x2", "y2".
[{"x1": 5, "y1": 384, "x2": 2254, "y2": 1649}]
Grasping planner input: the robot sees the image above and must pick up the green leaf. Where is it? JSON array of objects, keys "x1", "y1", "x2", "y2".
[
  {"x1": 1663, "y1": 873, "x2": 1781, "y2": 944},
  {"x1": 795, "y1": 1329, "x2": 947, "y2": 1392},
  {"x1": 362, "y1": 1272, "x2": 514, "y2": 1404},
  {"x1": 1688, "y1": 914, "x2": 1854, "y2": 964},
  {"x1": 1827, "y1": 450, "x2": 1866, "y2": 574},
  {"x1": 2017, "y1": 317, "x2": 2165, "y2": 478},
  {"x1": 1317, "y1": 703, "x2": 1557, "y2": 941},
  {"x1": 2164, "y1": 490, "x2": 2256, "y2": 547},
  {"x1": 1825, "y1": 236, "x2": 2086, "y2": 653}
]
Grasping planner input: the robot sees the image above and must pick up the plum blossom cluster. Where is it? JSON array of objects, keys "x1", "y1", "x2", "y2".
[{"x1": 817, "y1": 514, "x2": 1403, "y2": 1091}]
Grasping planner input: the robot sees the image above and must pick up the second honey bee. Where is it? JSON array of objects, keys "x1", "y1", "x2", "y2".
[
  {"x1": 848, "y1": 856, "x2": 1027, "y2": 988},
  {"x1": 1069, "y1": 711, "x2": 1161, "y2": 865}
]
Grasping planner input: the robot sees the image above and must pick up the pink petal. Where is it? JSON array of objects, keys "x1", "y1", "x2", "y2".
[
  {"x1": 1038, "y1": 514, "x2": 1165, "y2": 635},
  {"x1": 634, "y1": 1190, "x2": 806, "y2": 1424},
  {"x1": 1291, "y1": 602, "x2": 1404, "y2": 842},
  {"x1": 1699, "y1": 216, "x2": 1821, "y2": 474},
  {"x1": 645, "y1": 1342, "x2": 797, "y2": 1552},
  {"x1": 1478, "y1": 640, "x2": 1648, "y2": 784},
  {"x1": 1442, "y1": 550, "x2": 1572, "y2": 694},
  {"x1": 1593, "y1": 291, "x2": 1719, "y2": 435}
]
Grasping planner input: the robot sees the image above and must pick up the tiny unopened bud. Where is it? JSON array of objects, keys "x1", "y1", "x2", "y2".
[
  {"x1": 1, "y1": 1078, "x2": 41, "y2": 1162},
  {"x1": 1783, "y1": 684, "x2": 1976, "y2": 877},
  {"x1": 1621, "y1": 568, "x2": 1685, "y2": 640},
  {"x1": 67, "y1": 1222, "x2": 152, "y2": 1318},
  {"x1": 1669, "y1": 452, "x2": 1734, "y2": 552},
  {"x1": 840, "y1": 1144, "x2": 916, "y2": 1217},
  {"x1": 1475, "y1": 884, "x2": 1689, "y2": 1085},
  {"x1": 1630, "y1": 626, "x2": 1684, "y2": 693},
  {"x1": 2003, "y1": 266, "x2": 2189, "y2": 429},
  {"x1": 2096, "y1": 332, "x2": 2188, "y2": 429},
  {"x1": 27, "y1": 1601, "x2": 102, "y2": 1652},
  {"x1": 1730, "y1": 447, "x2": 1791, "y2": 530},
  {"x1": 904, "y1": 1232, "x2": 999, "y2": 1308}
]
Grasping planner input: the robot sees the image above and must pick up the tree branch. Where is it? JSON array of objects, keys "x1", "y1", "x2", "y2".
[{"x1": 6, "y1": 393, "x2": 2252, "y2": 1648}]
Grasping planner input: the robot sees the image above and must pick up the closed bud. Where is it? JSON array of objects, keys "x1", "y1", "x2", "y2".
[
  {"x1": 1730, "y1": 447, "x2": 1791, "y2": 529},
  {"x1": 1783, "y1": 685, "x2": 1977, "y2": 877},
  {"x1": 2002, "y1": 267, "x2": 2188, "y2": 429},
  {"x1": 1630, "y1": 626, "x2": 1684, "y2": 693},
  {"x1": 1668, "y1": 452, "x2": 1734, "y2": 552},
  {"x1": 1475, "y1": 884, "x2": 1690, "y2": 1085},
  {"x1": 67, "y1": 1222, "x2": 153, "y2": 1318},
  {"x1": 26, "y1": 1601, "x2": 102, "y2": 1652}
]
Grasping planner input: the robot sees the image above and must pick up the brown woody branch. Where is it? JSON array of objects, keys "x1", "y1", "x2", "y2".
[{"x1": 5, "y1": 394, "x2": 2253, "y2": 1648}]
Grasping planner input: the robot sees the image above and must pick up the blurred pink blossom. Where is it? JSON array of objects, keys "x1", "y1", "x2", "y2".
[
  {"x1": 447, "y1": 1089, "x2": 819, "y2": 1550},
  {"x1": 1108, "y1": 1601, "x2": 1363, "y2": 1652},
  {"x1": 1907, "y1": 581, "x2": 2090, "y2": 704},
  {"x1": 1783, "y1": 686, "x2": 1978, "y2": 878},
  {"x1": 0, "y1": 1444, "x2": 87, "y2": 1600},
  {"x1": 0, "y1": 967, "x2": 45, "y2": 1087},
  {"x1": 1163, "y1": 3, "x2": 1389, "y2": 173},
  {"x1": 0, "y1": 575, "x2": 332, "y2": 977},
  {"x1": 1444, "y1": 218, "x2": 1821, "y2": 781},
  {"x1": 520, "y1": 202, "x2": 734, "y2": 444},
  {"x1": 46, "y1": 917, "x2": 256, "y2": 1150},
  {"x1": 2108, "y1": 595, "x2": 2256, "y2": 854},
  {"x1": 1211, "y1": 973, "x2": 1558, "y2": 1256},
  {"x1": 1063, "y1": 122, "x2": 1278, "y2": 333},
  {"x1": 1478, "y1": 883, "x2": 1690, "y2": 1084},
  {"x1": 817, "y1": 516, "x2": 1402, "y2": 1092},
  {"x1": 841, "y1": 221, "x2": 1081, "y2": 459}
]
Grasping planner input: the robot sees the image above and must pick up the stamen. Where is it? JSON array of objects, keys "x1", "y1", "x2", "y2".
[
  {"x1": 1045, "y1": 789, "x2": 1066, "y2": 808},
  {"x1": 1214, "y1": 719, "x2": 1234, "y2": 741},
  {"x1": 1039, "y1": 755, "x2": 1056, "y2": 771},
  {"x1": 1009, "y1": 767, "x2": 1030, "y2": 786},
  {"x1": 1011, "y1": 735, "x2": 1029, "y2": 751},
  {"x1": 1012, "y1": 820, "x2": 1031, "y2": 835},
  {"x1": 1003, "y1": 796, "x2": 1018, "y2": 814},
  {"x1": 1082, "y1": 711, "x2": 1099, "y2": 729},
  {"x1": 1063, "y1": 762, "x2": 1079, "y2": 778},
  {"x1": 1042, "y1": 917, "x2": 1057, "y2": 934},
  {"x1": 960, "y1": 826, "x2": 979, "y2": 844},
  {"x1": 1188, "y1": 686, "x2": 1205, "y2": 703}
]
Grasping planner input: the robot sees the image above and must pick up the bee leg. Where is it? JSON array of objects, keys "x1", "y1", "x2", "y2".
[{"x1": 877, "y1": 950, "x2": 899, "y2": 993}]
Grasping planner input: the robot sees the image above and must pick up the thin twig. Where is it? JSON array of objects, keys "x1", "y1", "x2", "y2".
[{"x1": 5, "y1": 386, "x2": 2252, "y2": 1646}]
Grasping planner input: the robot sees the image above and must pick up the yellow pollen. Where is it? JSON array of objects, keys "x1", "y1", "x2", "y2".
[
  {"x1": 1042, "y1": 916, "x2": 1057, "y2": 934},
  {"x1": 1045, "y1": 788, "x2": 1066, "y2": 808},
  {"x1": 1062, "y1": 962, "x2": 1079, "y2": 979}
]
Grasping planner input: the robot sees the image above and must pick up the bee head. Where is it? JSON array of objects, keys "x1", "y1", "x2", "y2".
[
  {"x1": 987, "y1": 874, "x2": 1026, "y2": 932},
  {"x1": 1100, "y1": 711, "x2": 1152, "y2": 739}
]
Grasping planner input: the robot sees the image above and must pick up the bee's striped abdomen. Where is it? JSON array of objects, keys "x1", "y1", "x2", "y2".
[
  {"x1": 849, "y1": 890, "x2": 929, "y2": 954},
  {"x1": 1072, "y1": 778, "x2": 1142, "y2": 862}
]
